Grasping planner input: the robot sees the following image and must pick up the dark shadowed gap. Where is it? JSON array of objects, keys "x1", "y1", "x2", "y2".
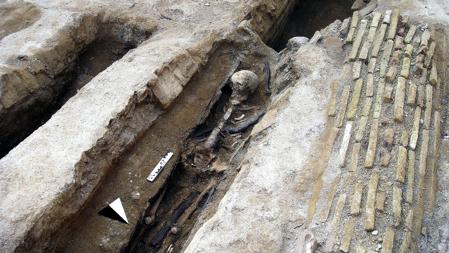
[{"x1": 270, "y1": 0, "x2": 354, "y2": 51}]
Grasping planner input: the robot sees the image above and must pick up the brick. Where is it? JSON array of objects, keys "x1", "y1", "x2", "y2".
[
  {"x1": 415, "y1": 129, "x2": 429, "y2": 234},
  {"x1": 366, "y1": 74, "x2": 374, "y2": 96},
  {"x1": 350, "y1": 143, "x2": 361, "y2": 172},
  {"x1": 425, "y1": 42, "x2": 436, "y2": 67},
  {"x1": 336, "y1": 85, "x2": 351, "y2": 128},
  {"x1": 396, "y1": 146, "x2": 408, "y2": 182},
  {"x1": 405, "y1": 209, "x2": 414, "y2": 231},
  {"x1": 393, "y1": 186, "x2": 402, "y2": 227},
  {"x1": 406, "y1": 150, "x2": 415, "y2": 203},
  {"x1": 340, "y1": 218, "x2": 355, "y2": 252},
  {"x1": 375, "y1": 191, "x2": 386, "y2": 212},
  {"x1": 429, "y1": 156, "x2": 438, "y2": 208},
  {"x1": 418, "y1": 129, "x2": 430, "y2": 176},
  {"x1": 351, "y1": 11, "x2": 360, "y2": 28},
  {"x1": 400, "y1": 130, "x2": 409, "y2": 146},
  {"x1": 412, "y1": 34, "x2": 421, "y2": 46},
  {"x1": 404, "y1": 25, "x2": 417, "y2": 43},
  {"x1": 371, "y1": 12, "x2": 382, "y2": 27},
  {"x1": 430, "y1": 63, "x2": 438, "y2": 85},
  {"x1": 350, "y1": 20, "x2": 368, "y2": 60},
  {"x1": 152, "y1": 79, "x2": 184, "y2": 108},
  {"x1": 380, "y1": 39, "x2": 394, "y2": 76},
  {"x1": 361, "y1": 97, "x2": 373, "y2": 116},
  {"x1": 347, "y1": 27, "x2": 356, "y2": 43},
  {"x1": 399, "y1": 231, "x2": 412, "y2": 253},
  {"x1": 424, "y1": 85, "x2": 433, "y2": 129},
  {"x1": 380, "y1": 151, "x2": 391, "y2": 166},
  {"x1": 421, "y1": 29, "x2": 431, "y2": 47},
  {"x1": 385, "y1": 67, "x2": 397, "y2": 82},
  {"x1": 387, "y1": 9, "x2": 400, "y2": 39},
  {"x1": 364, "y1": 172, "x2": 379, "y2": 231},
  {"x1": 420, "y1": 68, "x2": 427, "y2": 85},
  {"x1": 339, "y1": 122, "x2": 353, "y2": 167},
  {"x1": 390, "y1": 50, "x2": 401, "y2": 65},
  {"x1": 331, "y1": 194, "x2": 346, "y2": 226},
  {"x1": 394, "y1": 77, "x2": 406, "y2": 122},
  {"x1": 430, "y1": 113, "x2": 441, "y2": 206},
  {"x1": 355, "y1": 116, "x2": 368, "y2": 142},
  {"x1": 415, "y1": 185, "x2": 425, "y2": 236},
  {"x1": 372, "y1": 24, "x2": 388, "y2": 57},
  {"x1": 365, "y1": 118, "x2": 379, "y2": 168},
  {"x1": 417, "y1": 84, "x2": 425, "y2": 107},
  {"x1": 368, "y1": 58, "x2": 377, "y2": 73},
  {"x1": 320, "y1": 176, "x2": 341, "y2": 222},
  {"x1": 373, "y1": 79, "x2": 385, "y2": 118},
  {"x1": 367, "y1": 26, "x2": 377, "y2": 43},
  {"x1": 409, "y1": 107, "x2": 421, "y2": 150},
  {"x1": 406, "y1": 81, "x2": 417, "y2": 105},
  {"x1": 383, "y1": 85, "x2": 393, "y2": 102},
  {"x1": 358, "y1": 41, "x2": 370, "y2": 60},
  {"x1": 383, "y1": 10, "x2": 392, "y2": 24},
  {"x1": 394, "y1": 35, "x2": 404, "y2": 49},
  {"x1": 353, "y1": 62, "x2": 363, "y2": 80},
  {"x1": 380, "y1": 227, "x2": 395, "y2": 253},
  {"x1": 347, "y1": 79, "x2": 363, "y2": 119},
  {"x1": 432, "y1": 111, "x2": 442, "y2": 159},
  {"x1": 400, "y1": 57, "x2": 411, "y2": 78},
  {"x1": 405, "y1": 44, "x2": 414, "y2": 57},
  {"x1": 328, "y1": 81, "x2": 338, "y2": 116},
  {"x1": 434, "y1": 80, "x2": 441, "y2": 111},
  {"x1": 351, "y1": 182, "x2": 363, "y2": 215}
]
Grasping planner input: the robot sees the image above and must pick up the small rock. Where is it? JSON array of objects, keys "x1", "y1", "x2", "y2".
[
  {"x1": 287, "y1": 37, "x2": 309, "y2": 49},
  {"x1": 372, "y1": 230, "x2": 379, "y2": 235},
  {"x1": 144, "y1": 216, "x2": 153, "y2": 225},
  {"x1": 131, "y1": 191, "x2": 140, "y2": 200},
  {"x1": 170, "y1": 226, "x2": 179, "y2": 234},
  {"x1": 384, "y1": 128, "x2": 394, "y2": 145},
  {"x1": 422, "y1": 226, "x2": 427, "y2": 235},
  {"x1": 376, "y1": 244, "x2": 382, "y2": 251}
]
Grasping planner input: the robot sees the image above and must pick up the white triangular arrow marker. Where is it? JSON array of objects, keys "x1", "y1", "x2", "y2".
[{"x1": 109, "y1": 198, "x2": 128, "y2": 224}]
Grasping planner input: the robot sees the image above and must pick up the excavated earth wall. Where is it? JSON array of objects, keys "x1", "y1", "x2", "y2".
[{"x1": 0, "y1": 0, "x2": 294, "y2": 252}]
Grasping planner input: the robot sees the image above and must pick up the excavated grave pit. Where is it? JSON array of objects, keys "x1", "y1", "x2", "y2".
[
  {"x1": 0, "y1": 20, "x2": 150, "y2": 157},
  {"x1": 79, "y1": 1, "x2": 357, "y2": 252},
  {"x1": 53, "y1": 1, "x2": 358, "y2": 252}
]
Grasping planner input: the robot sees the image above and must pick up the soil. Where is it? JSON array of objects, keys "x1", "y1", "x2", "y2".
[{"x1": 0, "y1": 1, "x2": 41, "y2": 40}]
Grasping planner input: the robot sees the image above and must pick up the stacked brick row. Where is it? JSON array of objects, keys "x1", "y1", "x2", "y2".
[{"x1": 308, "y1": 9, "x2": 442, "y2": 252}]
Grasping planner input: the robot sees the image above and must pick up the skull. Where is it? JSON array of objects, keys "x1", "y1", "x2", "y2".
[{"x1": 230, "y1": 70, "x2": 258, "y2": 105}]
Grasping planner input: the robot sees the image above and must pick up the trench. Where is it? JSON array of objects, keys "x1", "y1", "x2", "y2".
[
  {"x1": 45, "y1": 0, "x2": 354, "y2": 252},
  {"x1": 0, "y1": 21, "x2": 150, "y2": 158},
  {"x1": 270, "y1": 0, "x2": 353, "y2": 51},
  {"x1": 121, "y1": 1, "x2": 354, "y2": 252}
]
